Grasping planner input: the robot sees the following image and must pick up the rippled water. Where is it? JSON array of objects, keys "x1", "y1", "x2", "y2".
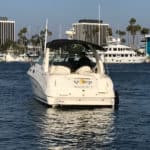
[{"x1": 0, "y1": 62, "x2": 150, "y2": 150}]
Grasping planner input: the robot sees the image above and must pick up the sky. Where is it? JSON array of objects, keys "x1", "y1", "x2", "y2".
[{"x1": 0, "y1": 0, "x2": 150, "y2": 40}]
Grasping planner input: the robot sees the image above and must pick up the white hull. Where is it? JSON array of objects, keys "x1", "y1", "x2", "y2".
[
  {"x1": 5, "y1": 53, "x2": 29, "y2": 62},
  {"x1": 28, "y1": 64, "x2": 115, "y2": 107},
  {"x1": 30, "y1": 77, "x2": 115, "y2": 107},
  {"x1": 103, "y1": 56, "x2": 146, "y2": 64}
]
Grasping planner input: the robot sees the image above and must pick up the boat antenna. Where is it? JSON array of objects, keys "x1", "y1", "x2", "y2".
[
  {"x1": 43, "y1": 19, "x2": 49, "y2": 73},
  {"x1": 44, "y1": 19, "x2": 48, "y2": 52},
  {"x1": 59, "y1": 24, "x2": 62, "y2": 39},
  {"x1": 98, "y1": 4, "x2": 101, "y2": 46}
]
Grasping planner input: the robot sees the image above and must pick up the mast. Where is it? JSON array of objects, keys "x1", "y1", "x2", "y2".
[
  {"x1": 59, "y1": 24, "x2": 62, "y2": 54},
  {"x1": 98, "y1": 4, "x2": 101, "y2": 46},
  {"x1": 43, "y1": 19, "x2": 49, "y2": 73},
  {"x1": 44, "y1": 19, "x2": 48, "y2": 53}
]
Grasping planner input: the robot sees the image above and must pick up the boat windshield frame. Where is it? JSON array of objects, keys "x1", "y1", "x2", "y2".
[
  {"x1": 46, "y1": 39, "x2": 105, "y2": 52},
  {"x1": 46, "y1": 39, "x2": 105, "y2": 72}
]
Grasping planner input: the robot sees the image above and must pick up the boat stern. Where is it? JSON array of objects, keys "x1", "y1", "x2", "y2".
[{"x1": 45, "y1": 73, "x2": 115, "y2": 107}]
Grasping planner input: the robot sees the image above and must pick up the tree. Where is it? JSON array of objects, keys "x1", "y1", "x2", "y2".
[
  {"x1": 0, "y1": 16, "x2": 8, "y2": 20},
  {"x1": 108, "y1": 27, "x2": 113, "y2": 36},
  {"x1": 116, "y1": 30, "x2": 126, "y2": 43},
  {"x1": 0, "y1": 40, "x2": 18, "y2": 53},
  {"x1": 39, "y1": 29, "x2": 52, "y2": 50},
  {"x1": 140, "y1": 27, "x2": 149, "y2": 51},
  {"x1": 141, "y1": 27, "x2": 149, "y2": 38},
  {"x1": 30, "y1": 34, "x2": 41, "y2": 46},
  {"x1": 126, "y1": 18, "x2": 141, "y2": 47},
  {"x1": 18, "y1": 27, "x2": 28, "y2": 47}
]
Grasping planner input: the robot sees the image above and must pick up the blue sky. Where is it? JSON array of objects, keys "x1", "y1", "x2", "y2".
[{"x1": 0, "y1": 0, "x2": 150, "y2": 39}]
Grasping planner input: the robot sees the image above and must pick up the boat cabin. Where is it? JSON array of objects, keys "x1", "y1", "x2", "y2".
[{"x1": 46, "y1": 39, "x2": 105, "y2": 75}]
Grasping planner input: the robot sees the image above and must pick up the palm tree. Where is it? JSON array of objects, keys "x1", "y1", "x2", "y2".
[
  {"x1": 141, "y1": 27, "x2": 149, "y2": 38},
  {"x1": 140, "y1": 27, "x2": 149, "y2": 51},
  {"x1": 18, "y1": 27, "x2": 28, "y2": 47},
  {"x1": 108, "y1": 27, "x2": 113, "y2": 36},
  {"x1": 30, "y1": 34, "x2": 41, "y2": 46},
  {"x1": 116, "y1": 30, "x2": 126, "y2": 44},
  {"x1": 39, "y1": 29, "x2": 52, "y2": 50},
  {"x1": 126, "y1": 18, "x2": 141, "y2": 48},
  {"x1": 0, "y1": 40, "x2": 19, "y2": 53}
]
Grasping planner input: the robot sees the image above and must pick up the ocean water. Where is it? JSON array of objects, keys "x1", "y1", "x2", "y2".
[{"x1": 0, "y1": 62, "x2": 150, "y2": 150}]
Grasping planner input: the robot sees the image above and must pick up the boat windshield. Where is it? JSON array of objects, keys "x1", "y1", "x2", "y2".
[
  {"x1": 46, "y1": 39, "x2": 104, "y2": 72},
  {"x1": 49, "y1": 51, "x2": 95, "y2": 72}
]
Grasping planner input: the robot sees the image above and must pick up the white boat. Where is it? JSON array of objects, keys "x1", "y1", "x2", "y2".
[
  {"x1": 98, "y1": 38, "x2": 146, "y2": 63},
  {"x1": 5, "y1": 53, "x2": 29, "y2": 62},
  {"x1": 0, "y1": 53, "x2": 6, "y2": 61},
  {"x1": 27, "y1": 38, "x2": 119, "y2": 108}
]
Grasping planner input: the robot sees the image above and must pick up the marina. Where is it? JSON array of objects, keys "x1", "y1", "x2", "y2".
[{"x1": 1, "y1": 0, "x2": 150, "y2": 149}]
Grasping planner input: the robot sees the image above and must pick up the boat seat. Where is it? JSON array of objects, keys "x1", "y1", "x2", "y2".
[
  {"x1": 75, "y1": 66, "x2": 92, "y2": 74},
  {"x1": 49, "y1": 65, "x2": 71, "y2": 75}
]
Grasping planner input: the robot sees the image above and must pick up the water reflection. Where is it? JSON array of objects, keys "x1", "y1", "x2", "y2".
[{"x1": 36, "y1": 106, "x2": 115, "y2": 149}]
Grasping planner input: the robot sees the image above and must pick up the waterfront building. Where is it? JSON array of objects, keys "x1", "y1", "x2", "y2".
[
  {"x1": 145, "y1": 35, "x2": 150, "y2": 56},
  {"x1": 66, "y1": 19, "x2": 109, "y2": 45},
  {"x1": 0, "y1": 19, "x2": 15, "y2": 45}
]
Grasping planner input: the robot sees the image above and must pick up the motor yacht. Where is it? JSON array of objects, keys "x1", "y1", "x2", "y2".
[
  {"x1": 27, "y1": 38, "x2": 119, "y2": 108},
  {"x1": 99, "y1": 38, "x2": 146, "y2": 63}
]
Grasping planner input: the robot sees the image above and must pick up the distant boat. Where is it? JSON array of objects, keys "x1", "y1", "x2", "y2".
[
  {"x1": 27, "y1": 51, "x2": 39, "y2": 58},
  {"x1": 5, "y1": 53, "x2": 29, "y2": 62},
  {"x1": 98, "y1": 38, "x2": 146, "y2": 63},
  {"x1": 0, "y1": 53, "x2": 6, "y2": 61}
]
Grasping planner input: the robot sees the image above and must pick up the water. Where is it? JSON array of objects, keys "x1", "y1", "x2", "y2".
[{"x1": 0, "y1": 62, "x2": 150, "y2": 150}]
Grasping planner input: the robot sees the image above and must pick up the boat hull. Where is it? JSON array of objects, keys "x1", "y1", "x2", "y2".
[
  {"x1": 28, "y1": 73, "x2": 115, "y2": 108},
  {"x1": 104, "y1": 57, "x2": 146, "y2": 63}
]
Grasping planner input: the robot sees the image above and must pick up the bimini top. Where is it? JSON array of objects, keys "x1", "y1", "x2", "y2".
[{"x1": 46, "y1": 39, "x2": 105, "y2": 51}]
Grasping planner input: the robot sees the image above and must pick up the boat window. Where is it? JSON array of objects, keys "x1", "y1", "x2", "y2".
[{"x1": 113, "y1": 48, "x2": 117, "y2": 51}]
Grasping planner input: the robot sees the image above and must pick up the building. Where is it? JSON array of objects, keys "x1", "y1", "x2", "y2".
[
  {"x1": 66, "y1": 19, "x2": 109, "y2": 45},
  {"x1": 0, "y1": 19, "x2": 15, "y2": 45},
  {"x1": 145, "y1": 35, "x2": 150, "y2": 56}
]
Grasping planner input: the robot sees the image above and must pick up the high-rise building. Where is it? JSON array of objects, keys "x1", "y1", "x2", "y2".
[
  {"x1": 0, "y1": 19, "x2": 15, "y2": 45},
  {"x1": 66, "y1": 19, "x2": 109, "y2": 45}
]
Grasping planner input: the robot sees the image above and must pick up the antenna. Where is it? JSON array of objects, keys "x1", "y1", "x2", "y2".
[
  {"x1": 44, "y1": 19, "x2": 48, "y2": 51},
  {"x1": 59, "y1": 24, "x2": 62, "y2": 39},
  {"x1": 98, "y1": 4, "x2": 101, "y2": 46},
  {"x1": 43, "y1": 19, "x2": 49, "y2": 73}
]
